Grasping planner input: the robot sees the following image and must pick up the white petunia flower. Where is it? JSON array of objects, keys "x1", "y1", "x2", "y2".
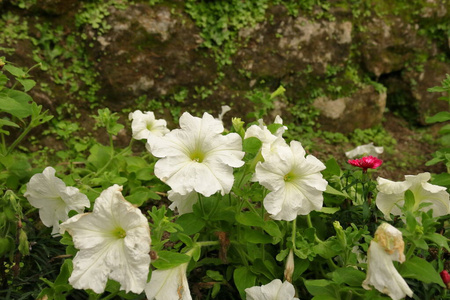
[
  {"x1": 253, "y1": 141, "x2": 328, "y2": 221},
  {"x1": 244, "y1": 115, "x2": 288, "y2": 159},
  {"x1": 376, "y1": 172, "x2": 450, "y2": 220},
  {"x1": 168, "y1": 190, "x2": 198, "y2": 215},
  {"x1": 128, "y1": 110, "x2": 169, "y2": 140},
  {"x1": 24, "y1": 167, "x2": 90, "y2": 235},
  {"x1": 245, "y1": 279, "x2": 299, "y2": 300},
  {"x1": 345, "y1": 142, "x2": 384, "y2": 159},
  {"x1": 145, "y1": 262, "x2": 192, "y2": 300},
  {"x1": 363, "y1": 223, "x2": 413, "y2": 300},
  {"x1": 147, "y1": 112, "x2": 245, "y2": 197},
  {"x1": 60, "y1": 185, "x2": 151, "y2": 294}
]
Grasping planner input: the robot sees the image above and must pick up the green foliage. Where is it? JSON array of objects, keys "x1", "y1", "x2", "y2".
[
  {"x1": 185, "y1": 0, "x2": 268, "y2": 66},
  {"x1": 426, "y1": 74, "x2": 450, "y2": 189}
]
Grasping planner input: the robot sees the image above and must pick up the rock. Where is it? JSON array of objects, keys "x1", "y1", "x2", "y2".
[
  {"x1": 232, "y1": 5, "x2": 353, "y2": 78},
  {"x1": 359, "y1": 16, "x2": 428, "y2": 77},
  {"x1": 403, "y1": 59, "x2": 450, "y2": 125},
  {"x1": 86, "y1": 4, "x2": 217, "y2": 108},
  {"x1": 313, "y1": 85, "x2": 387, "y2": 133}
]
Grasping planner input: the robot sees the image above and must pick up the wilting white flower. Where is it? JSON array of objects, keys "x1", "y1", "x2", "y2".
[
  {"x1": 145, "y1": 262, "x2": 192, "y2": 300},
  {"x1": 60, "y1": 185, "x2": 151, "y2": 294},
  {"x1": 147, "y1": 112, "x2": 245, "y2": 197},
  {"x1": 376, "y1": 172, "x2": 450, "y2": 220},
  {"x1": 245, "y1": 115, "x2": 288, "y2": 159},
  {"x1": 253, "y1": 141, "x2": 328, "y2": 221},
  {"x1": 168, "y1": 190, "x2": 198, "y2": 215},
  {"x1": 345, "y1": 142, "x2": 384, "y2": 159},
  {"x1": 245, "y1": 279, "x2": 299, "y2": 300},
  {"x1": 129, "y1": 110, "x2": 169, "y2": 140},
  {"x1": 363, "y1": 223, "x2": 413, "y2": 300},
  {"x1": 24, "y1": 167, "x2": 90, "y2": 235}
]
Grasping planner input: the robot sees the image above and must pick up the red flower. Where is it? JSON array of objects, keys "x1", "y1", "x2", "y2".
[
  {"x1": 348, "y1": 156, "x2": 383, "y2": 172},
  {"x1": 440, "y1": 270, "x2": 450, "y2": 289}
]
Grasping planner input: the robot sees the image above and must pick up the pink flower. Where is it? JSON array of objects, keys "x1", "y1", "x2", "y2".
[
  {"x1": 440, "y1": 270, "x2": 450, "y2": 289},
  {"x1": 348, "y1": 156, "x2": 383, "y2": 172}
]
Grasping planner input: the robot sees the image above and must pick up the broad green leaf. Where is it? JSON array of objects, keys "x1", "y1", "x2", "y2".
[
  {"x1": 0, "y1": 91, "x2": 33, "y2": 118},
  {"x1": 243, "y1": 137, "x2": 262, "y2": 155},
  {"x1": 304, "y1": 279, "x2": 337, "y2": 297},
  {"x1": 135, "y1": 167, "x2": 155, "y2": 181},
  {"x1": 332, "y1": 267, "x2": 365, "y2": 286},
  {"x1": 233, "y1": 267, "x2": 257, "y2": 299},
  {"x1": 17, "y1": 78, "x2": 36, "y2": 92},
  {"x1": 263, "y1": 220, "x2": 282, "y2": 238},
  {"x1": 235, "y1": 211, "x2": 265, "y2": 227},
  {"x1": 206, "y1": 270, "x2": 224, "y2": 281},
  {"x1": 244, "y1": 227, "x2": 273, "y2": 244},
  {"x1": 3, "y1": 64, "x2": 26, "y2": 77},
  {"x1": 152, "y1": 251, "x2": 190, "y2": 269},
  {"x1": 54, "y1": 259, "x2": 73, "y2": 286},
  {"x1": 426, "y1": 111, "x2": 450, "y2": 124},
  {"x1": 324, "y1": 158, "x2": 342, "y2": 177},
  {"x1": 424, "y1": 233, "x2": 450, "y2": 251},
  {"x1": 175, "y1": 213, "x2": 206, "y2": 235},
  {"x1": 399, "y1": 256, "x2": 445, "y2": 287}
]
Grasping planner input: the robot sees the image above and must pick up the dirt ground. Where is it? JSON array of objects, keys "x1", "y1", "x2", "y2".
[{"x1": 311, "y1": 112, "x2": 447, "y2": 181}]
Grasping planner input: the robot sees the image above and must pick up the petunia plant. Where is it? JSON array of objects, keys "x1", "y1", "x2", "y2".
[{"x1": 3, "y1": 76, "x2": 448, "y2": 299}]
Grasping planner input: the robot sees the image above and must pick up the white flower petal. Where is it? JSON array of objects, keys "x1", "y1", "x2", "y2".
[
  {"x1": 129, "y1": 110, "x2": 169, "y2": 140},
  {"x1": 245, "y1": 279, "x2": 299, "y2": 300},
  {"x1": 345, "y1": 142, "x2": 384, "y2": 158},
  {"x1": 24, "y1": 167, "x2": 90, "y2": 235},
  {"x1": 168, "y1": 190, "x2": 199, "y2": 215},
  {"x1": 145, "y1": 263, "x2": 192, "y2": 300},
  {"x1": 254, "y1": 141, "x2": 327, "y2": 221},
  {"x1": 376, "y1": 173, "x2": 450, "y2": 220},
  {"x1": 148, "y1": 112, "x2": 244, "y2": 196},
  {"x1": 60, "y1": 185, "x2": 151, "y2": 294}
]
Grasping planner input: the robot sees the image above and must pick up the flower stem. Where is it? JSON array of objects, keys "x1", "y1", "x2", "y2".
[
  {"x1": 306, "y1": 214, "x2": 323, "y2": 243},
  {"x1": 291, "y1": 218, "x2": 297, "y2": 249}
]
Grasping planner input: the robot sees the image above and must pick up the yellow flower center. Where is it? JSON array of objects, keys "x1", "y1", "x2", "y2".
[
  {"x1": 284, "y1": 172, "x2": 295, "y2": 182},
  {"x1": 112, "y1": 227, "x2": 127, "y2": 239},
  {"x1": 190, "y1": 149, "x2": 205, "y2": 162}
]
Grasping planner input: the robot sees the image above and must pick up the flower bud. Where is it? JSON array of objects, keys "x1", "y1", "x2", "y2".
[
  {"x1": 284, "y1": 249, "x2": 294, "y2": 283},
  {"x1": 232, "y1": 117, "x2": 245, "y2": 138},
  {"x1": 440, "y1": 270, "x2": 450, "y2": 289}
]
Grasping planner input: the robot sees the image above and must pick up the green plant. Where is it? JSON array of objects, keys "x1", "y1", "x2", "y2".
[{"x1": 425, "y1": 74, "x2": 450, "y2": 189}]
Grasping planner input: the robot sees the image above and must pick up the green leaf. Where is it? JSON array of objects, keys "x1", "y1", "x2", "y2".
[
  {"x1": 399, "y1": 256, "x2": 445, "y2": 287},
  {"x1": 0, "y1": 119, "x2": 19, "y2": 128},
  {"x1": 0, "y1": 91, "x2": 33, "y2": 118},
  {"x1": 206, "y1": 270, "x2": 224, "y2": 281},
  {"x1": 426, "y1": 111, "x2": 450, "y2": 124},
  {"x1": 54, "y1": 259, "x2": 73, "y2": 286},
  {"x1": 233, "y1": 267, "x2": 257, "y2": 299},
  {"x1": 17, "y1": 78, "x2": 36, "y2": 92},
  {"x1": 263, "y1": 220, "x2": 282, "y2": 238},
  {"x1": 243, "y1": 137, "x2": 262, "y2": 155},
  {"x1": 424, "y1": 233, "x2": 450, "y2": 251},
  {"x1": 135, "y1": 167, "x2": 155, "y2": 181},
  {"x1": 304, "y1": 279, "x2": 337, "y2": 297},
  {"x1": 243, "y1": 227, "x2": 273, "y2": 244},
  {"x1": 175, "y1": 213, "x2": 206, "y2": 235},
  {"x1": 325, "y1": 185, "x2": 349, "y2": 198},
  {"x1": 3, "y1": 64, "x2": 26, "y2": 77},
  {"x1": 324, "y1": 158, "x2": 342, "y2": 177},
  {"x1": 320, "y1": 206, "x2": 340, "y2": 214},
  {"x1": 332, "y1": 267, "x2": 365, "y2": 286},
  {"x1": 152, "y1": 251, "x2": 190, "y2": 269},
  {"x1": 235, "y1": 211, "x2": 265, "y2": 227}
]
